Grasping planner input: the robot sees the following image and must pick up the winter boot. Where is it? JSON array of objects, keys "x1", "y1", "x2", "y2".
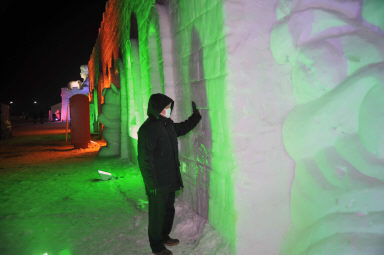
[
  {"x1": 164, "y1": 237, "x2": 180, "y2": 247},
  {"x1": 153, "y1": 248, "x2": 173, "y2": 255}
]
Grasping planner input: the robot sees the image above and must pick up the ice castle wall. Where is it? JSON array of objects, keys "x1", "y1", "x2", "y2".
[
  {"x1": 87, "y1": 0, "x2": 384, "y2": 254},
  {"x1": 223, "y1": 0, "x2": 294, "y2": 254}
]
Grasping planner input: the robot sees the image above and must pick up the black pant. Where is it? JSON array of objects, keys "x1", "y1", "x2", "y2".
[{"x1": 148, "y1": 191, "x2": 175, "y2": 253}]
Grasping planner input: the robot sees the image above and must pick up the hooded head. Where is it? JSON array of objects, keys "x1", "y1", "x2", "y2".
[{"x1": 147, "y1": 93, "x2": 174, "y2": 119}]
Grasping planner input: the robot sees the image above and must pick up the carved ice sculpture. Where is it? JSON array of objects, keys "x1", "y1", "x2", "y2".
[
  {"x1": 80, "y1": 65, "x2": 90, "y2": 90},
  {"x1": 98, "y1": 84, "x2": 121, "y2": 157},
  {"x1": 80, "y1": 65, "x2": 89, "y2": 82},
  {"x1": 271, "y1": 0, "x2": 384, "y2": 254}
]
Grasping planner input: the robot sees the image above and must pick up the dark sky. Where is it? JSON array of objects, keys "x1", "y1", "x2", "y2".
[{"x1": 1, "y1": 1, "x2": 106, "y2": 114}]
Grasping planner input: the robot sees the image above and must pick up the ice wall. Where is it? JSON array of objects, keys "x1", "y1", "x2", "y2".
[
  {"x1": 88, "y1": 0, "x2": 155, "y2": 160},
  {"x1": 271, "y1": 0, "x2": 384, "y2": 254},
  {"x1": 88, "y1": 0, "x2": 383, "y2": 254},
  {"x1": 222, "y1": 0, "x2": 295, "y2": 254},
  {"x1": 88, "y1": 2, "x2": 236, "y2": 249},
  {"x1": 169, "y1": 0, "x2": 237, "y2": 251},
  {"x1": 88, "y1": 0, "x2": 293, "y2": 253}
]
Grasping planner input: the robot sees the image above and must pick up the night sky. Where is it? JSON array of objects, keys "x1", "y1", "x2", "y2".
[{"x1": 1, "y1": 1, "x2": 107, "y2": 115}]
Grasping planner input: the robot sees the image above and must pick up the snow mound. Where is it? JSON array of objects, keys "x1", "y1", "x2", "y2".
[{"x1": 173, "y1": 199, "x2": 231, "y2": 255}]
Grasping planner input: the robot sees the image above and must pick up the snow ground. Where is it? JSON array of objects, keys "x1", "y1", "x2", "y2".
[{"x1": 0, "y1": 122, "x2": 230, "y2": 255}]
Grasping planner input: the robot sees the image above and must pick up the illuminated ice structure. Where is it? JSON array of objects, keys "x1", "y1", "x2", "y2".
[
  {"x1": 87, "y1": 0, "x2": 384, "y2": 254},
  {"x1": 60, "y1": 65, "x2": 90, "y2": 122},
  {"x1": 271, "y1": 0, "x2": 384, "y2": 254},
  {"x1": 98, "y1": 84, "x2": 121, "y2": 157}
]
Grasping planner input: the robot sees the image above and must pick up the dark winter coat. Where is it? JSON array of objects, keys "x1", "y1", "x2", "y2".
[{"x1": 137, "y1": 93, "x2": 201, "y2": 194}]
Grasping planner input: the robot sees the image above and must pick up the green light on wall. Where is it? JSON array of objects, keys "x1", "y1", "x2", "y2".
[
  {"x1": 175, "y1": 0, "x2": 237, "y2": 252},
  {"x1": 93, "y1": 1, "x2": 236, "y2": 251}
]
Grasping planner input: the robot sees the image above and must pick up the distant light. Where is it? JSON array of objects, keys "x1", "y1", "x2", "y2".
[
  {"x1": 43, "y1": 253, "x2": 48, "y2": 255},
  {"x1": 98, "y1": 170, "x2": 113, "y2": 181},
  {"x1": 9, "y1": 101, "x2": 13, "y2": 104},
  {"x1": 33, "y1": 101, "x2": 38, "y2": 104}
]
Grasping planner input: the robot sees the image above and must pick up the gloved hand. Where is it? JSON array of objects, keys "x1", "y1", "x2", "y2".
[
  {"x1": 192, "y1": 101, "x2": 198, "y2": 113},
  {"x1": 149, "y1": 188, "x2": 157, "y2": 196}
]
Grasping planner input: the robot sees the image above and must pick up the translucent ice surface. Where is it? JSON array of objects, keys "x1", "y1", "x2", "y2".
[{"x1": 271, "y1": 0, "x2": 384, "y2": 254}]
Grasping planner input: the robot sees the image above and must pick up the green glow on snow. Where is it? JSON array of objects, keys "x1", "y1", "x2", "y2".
[
  {"x1": 41, "y1": 250, "x2": 71, "y2": 255},
  {"x1": 1, "y1": 156, "x2": 146, "y2": 254}
]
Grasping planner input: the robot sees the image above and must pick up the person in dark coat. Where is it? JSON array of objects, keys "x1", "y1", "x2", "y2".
[{"x1": 137, "y1": 93, "x2": 201, "y2": 255}]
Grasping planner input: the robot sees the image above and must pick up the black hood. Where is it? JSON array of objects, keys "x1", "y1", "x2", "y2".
[{"x1": 147, "y1": 93, "x2": 174, "y2": 119}]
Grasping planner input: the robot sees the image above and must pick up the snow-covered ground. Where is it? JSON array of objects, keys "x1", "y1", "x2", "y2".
[{"x1": 0, "y1": 122, "x2": 230, "y2": 255}]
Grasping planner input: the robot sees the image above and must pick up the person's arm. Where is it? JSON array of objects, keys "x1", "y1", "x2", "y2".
[
  {"x1": 173, "y1": 101, "x2": 202, "y2": 137},
  {"x1": 137, "y1": 127, "x2": 158, "y2": 194}
]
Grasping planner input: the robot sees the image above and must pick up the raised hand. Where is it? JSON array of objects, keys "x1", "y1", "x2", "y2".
[{"x1": 192, "y1": 101, "x2": 198, "y2": 112}]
